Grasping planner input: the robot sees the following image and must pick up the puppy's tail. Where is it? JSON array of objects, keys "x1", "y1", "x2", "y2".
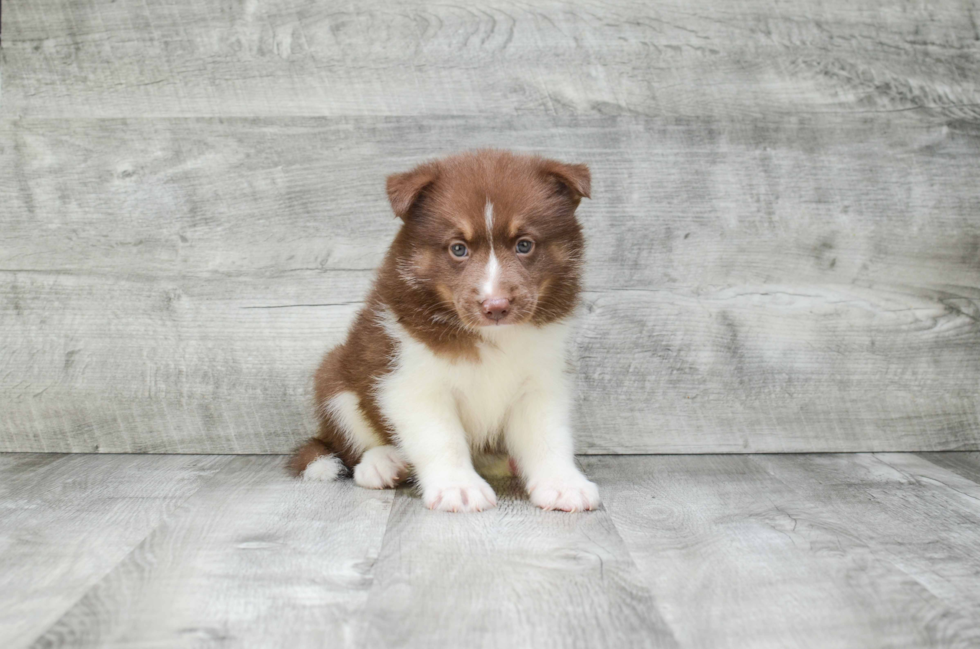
[{"x1": 288, "y1": 438, "x2": 346, "y2": 481}]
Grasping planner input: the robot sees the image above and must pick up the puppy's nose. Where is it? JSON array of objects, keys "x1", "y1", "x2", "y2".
[{"x1": 482, "y1": 297, "x2": 510, "y2": 322}]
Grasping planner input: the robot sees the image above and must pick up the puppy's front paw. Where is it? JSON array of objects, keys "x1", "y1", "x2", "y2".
[
  {"x1": 528, "y1": 472, "x2": 601, "y2": 512},
  {"x1": 422, "y1": 472, "x2": 497, "y2": 513}
]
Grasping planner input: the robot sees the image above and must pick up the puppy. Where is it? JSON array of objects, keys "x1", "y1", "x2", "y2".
[{"x1": 289, "y1": 149, "x2": 600, "y2": 513}]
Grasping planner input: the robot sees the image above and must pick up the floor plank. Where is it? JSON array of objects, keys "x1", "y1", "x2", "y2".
[
  {"x1": 917, "y1": 452, "x2": 980, "y2": 484},
  {"x1": 754, "y1": 453, "x2": 980, "y2": 648},
  {"x1": 351, "y1": 476, "x2": 678, "y2": 649},
  {"x1": 27, "y1": 456, "x2": 393, "y2": 649},
  {"x1": 6, "y1": 453, "x2": 980, "y2": 648},
  {"x1": 0, "y1": 454, "x2": 229, "y2": 649},
  {"x1": 584, "y1": 454, "x2": 980, "y2": 649}
]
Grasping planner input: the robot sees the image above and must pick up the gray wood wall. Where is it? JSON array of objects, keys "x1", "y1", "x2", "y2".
[{"x1": 1, "y1": 0, "x2": 979, "y2": 454}]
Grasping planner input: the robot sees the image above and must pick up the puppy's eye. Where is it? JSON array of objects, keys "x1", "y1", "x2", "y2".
[
  {"x1": 516, "y1": 239, "x2": 534, "y2": 254},
  {"x1": 449, "y1": 243, "x2": 469, "y2": 258}
]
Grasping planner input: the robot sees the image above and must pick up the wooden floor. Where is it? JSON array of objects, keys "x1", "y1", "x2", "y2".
[{"x1": 2, "y1": 453, "x2": 980, "y2": 648}]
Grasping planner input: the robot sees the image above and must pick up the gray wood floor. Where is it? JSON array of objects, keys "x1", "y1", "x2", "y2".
[{"x1": 3, "y1": 452, "x2": 980, "y2": 648}]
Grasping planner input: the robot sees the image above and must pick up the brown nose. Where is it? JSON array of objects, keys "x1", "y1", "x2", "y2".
[{"x1": 482, "y1": 297, "x2": 511, "y2": 322}]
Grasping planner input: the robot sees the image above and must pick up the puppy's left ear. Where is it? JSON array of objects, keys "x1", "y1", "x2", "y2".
[
  {"x1": 386, "y1": 162, "x2": 440, "y2": 221},
  {"x1": 540, "y1": 159, "x2": 591, "y2": 201}
]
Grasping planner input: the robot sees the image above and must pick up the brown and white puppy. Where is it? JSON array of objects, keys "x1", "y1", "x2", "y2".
[{"x1": 289, "y1": 149, "x2": 599, "y2": 513}]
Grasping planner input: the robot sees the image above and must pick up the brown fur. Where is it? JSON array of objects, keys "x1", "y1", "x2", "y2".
[
  {"x1": 291, "y1": 150, "x2": 590, "y2": 475},
  {"x1": 287, "y1": 438, "x2": 332, "y2": 477}
]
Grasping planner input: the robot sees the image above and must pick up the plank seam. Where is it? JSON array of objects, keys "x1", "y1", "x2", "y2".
[{"x1": 22, "y1": 455, "x2": 236, "y2": 648}]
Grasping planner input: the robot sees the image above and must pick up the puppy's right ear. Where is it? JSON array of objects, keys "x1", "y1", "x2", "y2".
[{"x1": 386, "y1": 162, "x2": 440, "y2": 221}]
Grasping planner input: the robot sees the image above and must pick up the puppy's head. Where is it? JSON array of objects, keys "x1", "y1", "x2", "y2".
[{"x1": 386, "y1": 150, "x2": 590, "y2": 329}]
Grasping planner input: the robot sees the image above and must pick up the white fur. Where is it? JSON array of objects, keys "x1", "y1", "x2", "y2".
[
  {"x1": 375, "y1": 310, "x2": 599, "y2": 512},
  {"x1": 323, "y1": 391, "x2": 383, "y2": 454},
  {"x1": 302, "y1": 455, "x2": 345, "y2": 482},
  {"x1": 484, "y1": 199, "x2": 494, "y2": 240},
  {"x1": 354, "y1": 445, "x2": 408, "y2": 489},
  {"x1": 482, "y1": 253, "x2": 501, "y2": 299},
  {"x1": 481, "y1": 200, "x2": 500, "y2": 298}
]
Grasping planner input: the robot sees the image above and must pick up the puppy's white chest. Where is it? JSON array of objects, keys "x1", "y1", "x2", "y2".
[
  {"x1": 451, "y1": 338, "x2": 539, "y2": 443},
  {"x1": 380, "y1": 318, "x2": 571, "y2": 446}
]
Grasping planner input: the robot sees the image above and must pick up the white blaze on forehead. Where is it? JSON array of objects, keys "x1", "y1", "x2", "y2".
[
  {"x1": 484, "y1": 199, "x2": 495, "y2": 246},
  {"x1": 482, "y1": 200, "x2": 500, "y2": 298}
]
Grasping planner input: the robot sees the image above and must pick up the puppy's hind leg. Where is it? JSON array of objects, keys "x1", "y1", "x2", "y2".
[
  {"x1": 290, "y1": 390, "x2": 385, "y2": 483},
  {"x1": 353, "y1": 445, "x2": 409, "y2": 489}
]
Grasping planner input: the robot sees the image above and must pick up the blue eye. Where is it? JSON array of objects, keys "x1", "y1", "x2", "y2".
[
  {"x1": 450, "y1": 243, "x2": 468, "y2": 258},
  {"x1": 516, "y1": 239, "x2": 534, "y2": 254}
]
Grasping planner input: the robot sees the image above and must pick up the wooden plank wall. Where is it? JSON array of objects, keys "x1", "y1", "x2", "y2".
[{"x1": 1, "y1": 0, "x2": 979, "y2": 453}]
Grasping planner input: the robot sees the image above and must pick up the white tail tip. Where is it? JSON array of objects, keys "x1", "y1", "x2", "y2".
[{"x1": 302, "y1": 455, "x2": 345, "y2": 482}]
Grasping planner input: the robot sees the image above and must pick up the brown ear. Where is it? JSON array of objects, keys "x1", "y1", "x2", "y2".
[
  {"x1": 540, "y1": 159, "x2": 591, "y2": 200},
  {"x1": 386, "y1": 162, "x2": 440, "y2": 220}
]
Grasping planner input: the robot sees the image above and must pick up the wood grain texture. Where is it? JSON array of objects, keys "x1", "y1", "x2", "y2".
[
  {"x1": 584, "y1": 453, "x2": 980, "y2": 649},
  {"x1": 2, "y1": 114, "x2": 979, "y2": 453},
  {"x1": 0, "y1": 453, "x2": 229, "y2": 649},
  {"x1": 28, "y1": 456, "x2": 394, "y2": 649},
  {"x1": 917, "y1": 451, "x2": 980, "y2": 483},
  {"x1": 350, "y1": 476, "x2": 678, "y2": 649},
  {"x1": 3, "y1": 0, "x2": 979, "y2": 119},
  {"x1": 753, "y1": 453, "x2": 980, "y2": 648},
  {"x1": 6, "y1": 453, "x2": 980, "y2": 648}
]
